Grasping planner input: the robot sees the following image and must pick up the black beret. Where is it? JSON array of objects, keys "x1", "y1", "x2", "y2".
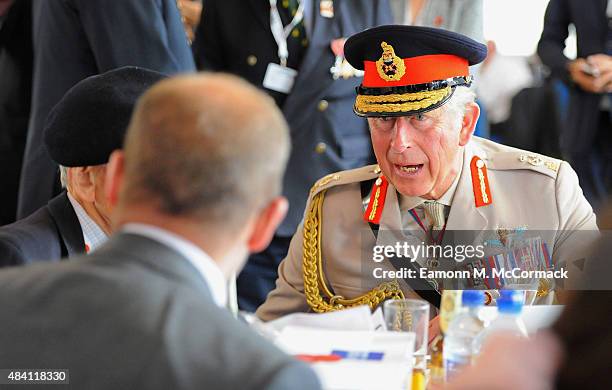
[
  {"x1": 44, "y1": 66, "x2": 166, "y2": 167},
  {"x1": 344, "y1": 25, "x2": 487, "y2": 117}
]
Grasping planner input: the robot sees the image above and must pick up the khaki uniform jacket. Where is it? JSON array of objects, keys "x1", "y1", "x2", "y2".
[{"x1": 257, "y1": 137, "x2": 598, "y2": 321}]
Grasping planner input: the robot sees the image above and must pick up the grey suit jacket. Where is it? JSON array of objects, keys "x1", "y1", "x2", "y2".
[{"x1": 0, "y1": 233, "x2": 320, "y2": 390}]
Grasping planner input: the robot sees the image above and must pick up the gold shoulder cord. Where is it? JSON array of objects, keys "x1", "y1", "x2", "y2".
[{"x1": 302, "y1": 189, "x2": 405, "y2": 313}]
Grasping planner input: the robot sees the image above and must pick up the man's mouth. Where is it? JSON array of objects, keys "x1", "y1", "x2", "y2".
[{"x1": 395, "y1": 164, "x2": 424, "y2": 174}]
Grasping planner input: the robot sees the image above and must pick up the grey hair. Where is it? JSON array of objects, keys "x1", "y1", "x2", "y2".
[
  {"x1": 445, "y1": 86, "x2": 477, "y2": 127},
  {"x1": 59, "y1": 165, "x2": 68, "y2": 188}
]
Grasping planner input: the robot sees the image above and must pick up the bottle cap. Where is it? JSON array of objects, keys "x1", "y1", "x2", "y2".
[
  {"x1": 461, "y1": 290, "x2": 485, "y2": 307},
  {"x1": 498, "y1": 290, "x2": 524, "y2": 314}
]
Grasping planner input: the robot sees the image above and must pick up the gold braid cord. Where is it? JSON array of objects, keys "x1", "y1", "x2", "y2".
[
  {"x1": 355, "y1": 86, "x2": 451, "y2": 114},
  {"x1": 302, "y1": 189, "x2": 405, "y2": 313}
]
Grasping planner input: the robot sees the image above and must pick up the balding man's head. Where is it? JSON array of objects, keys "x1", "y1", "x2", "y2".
[{"x1": 118, "y1": 73, "x2": 290, "y2": 231}]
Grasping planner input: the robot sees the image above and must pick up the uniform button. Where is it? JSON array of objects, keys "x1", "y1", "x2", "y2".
[
  {"x1": 315, "y1": 142, "x2": 327, "y2": 154},
  {"x1": 318, "y1": 100, "x2": 329, "y2": 111},
  {"x1": 246, "y1": 55, "x2": 257, "y2": 66}
]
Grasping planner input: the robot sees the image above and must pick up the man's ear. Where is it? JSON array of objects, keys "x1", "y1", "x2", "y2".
[
  {"x1": 68, "y1": 167, "x2": 95, "y2": 202},
  {"x1": 247, "y1": 196, "x2": 289, "y2": 253},
  {"x1": 105, "y1": 150, "x2": 125, "y2": 208},
  {"x1": 458, "y1": 102, "x2": 480, "y2": 147}
]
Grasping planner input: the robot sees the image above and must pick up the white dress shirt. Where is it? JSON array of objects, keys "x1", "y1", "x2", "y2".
[
  {"x1": 67, "y1": 192, "x2": 108, "y2": 253},
  {"x1": 121, "y1": 223, "x2": 228, "y2": 307}
]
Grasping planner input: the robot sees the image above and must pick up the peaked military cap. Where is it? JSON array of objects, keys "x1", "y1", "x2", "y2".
[
  {"x1": 344, "y1": 25, "x2": 487, "y2": 117},
  {"x1": 44, "y1": 66, "x2": 166, "y2": 167}
]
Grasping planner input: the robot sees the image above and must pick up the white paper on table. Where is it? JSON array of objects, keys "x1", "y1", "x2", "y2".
[
  {"x1": 275, "y1": 326, "x2": 415, "y2": 390},
  {"x1": 265, "y1": 305, "x2": 377, "y2": 334}
]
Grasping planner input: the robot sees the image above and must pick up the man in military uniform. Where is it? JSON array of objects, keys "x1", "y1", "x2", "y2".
[{"x1": 257, "y1": 25, "x2": 598, "y2": 321}]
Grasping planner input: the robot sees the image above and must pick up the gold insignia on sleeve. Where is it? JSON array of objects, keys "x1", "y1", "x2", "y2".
[{"x1": 376, "y1": 42, "x2": 406, "y2": 82}]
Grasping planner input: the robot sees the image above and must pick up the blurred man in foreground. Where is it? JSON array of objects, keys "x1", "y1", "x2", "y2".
[
  {"x1": 0, "y1": 74, "x2": 320, "y2": 390},
  {"x1": 0, "y1": 67, "x2": 165, "y2": 267}
]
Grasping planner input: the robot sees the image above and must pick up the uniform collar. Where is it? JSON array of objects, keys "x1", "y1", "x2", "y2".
[{"x1": 67, "y1": 192, "x2": 108, "y2": 253}]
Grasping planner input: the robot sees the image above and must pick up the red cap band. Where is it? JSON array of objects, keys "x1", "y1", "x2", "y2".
[{"x1": 363, "y1": 54, "x2": 469, "y2": 88}]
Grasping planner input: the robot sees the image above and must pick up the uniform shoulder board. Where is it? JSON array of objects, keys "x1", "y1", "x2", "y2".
[
  {"x1": 309, "y1": 164, "x2": 381, "y2": 198},
  {"x1": 485, "y1": 151, "x2": 562, "y2": 179}
]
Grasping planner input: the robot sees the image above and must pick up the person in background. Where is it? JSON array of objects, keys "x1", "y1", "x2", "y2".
[
  {"x1": 0, "y1": 0, "x2": 31, "y2": 225},
  {"x1": 477, "y1": 40, "x2": 534, "y2": 140},
  {"x1": 0, "y1": 67, "x2": 165, "y2": 267},
  {"x1": 538, "y1": 0, "x2": 612, "y2": 211},
  {"x1": 193, "y1": 0, "x2": 392, "y2": 311},
  {"x1": 389, "y1": 0, "x2": 484, "y2": 42},
  {"x1": 0, "y1": 73, "x2": 320, "y2": 390},
  {"x1": 17, "y1": 0, "x2": 195, "y2": 221}
]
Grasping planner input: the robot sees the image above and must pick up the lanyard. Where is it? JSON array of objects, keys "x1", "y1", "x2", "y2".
[
  {"x1": 408, "y1": 209, "x2": 447, "y2": 245},
  {"x1": 269, "y1": 0, "x2": 305, "y2": 66}
]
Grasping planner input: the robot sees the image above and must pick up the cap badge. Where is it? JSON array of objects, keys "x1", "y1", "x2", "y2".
[{"x1": 376, "y1": 42, "x2": 406, "y2": 82}]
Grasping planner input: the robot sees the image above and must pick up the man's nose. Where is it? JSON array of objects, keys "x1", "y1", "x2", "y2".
[{"x1": 389, "y1": 117, "x2": 412, "y2": 153}]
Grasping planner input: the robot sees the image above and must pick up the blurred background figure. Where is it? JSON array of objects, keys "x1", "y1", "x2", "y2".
[
  {"x1": 537, "y1": 0, "x2": 612, "y2": 211},
  {"x1": 0, "y1": 67, "x2": 165, "y2": 268},
  {"x1": 477, "y1": 40, "x2": 534, "y2": 141},
  {"x1": 389, "y1": 0, "x2": 484, "y2": 42},
  {"x1": 17, "y1": 0, "x2": 196, "y2": 221},
  {"x1": 0, "y1": 0, "x2": 32, "y2": 225},
  {"x1": 193, "y1": 0, "x2": 392, "y2": 311}
]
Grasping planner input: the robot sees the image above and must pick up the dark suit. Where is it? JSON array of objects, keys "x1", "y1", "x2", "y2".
[
  {"x1": 193, "y1": 0, "x2": 392, "y2": 310},
  {"x1": 18, "y1": 0, "x2": 196, "y2": 219},
  {"x1": 0, "y1": 191, "x2": 84, "y2": 267},
  {"x1": 0, "y1": 0, "x2": 32, "y2": 225},
  {"x1": 537, "y1": 0, "x2": 612, "y2": 209},
  {"x1": 0, "y1": 232, "x2": 321, "y2": 390}
]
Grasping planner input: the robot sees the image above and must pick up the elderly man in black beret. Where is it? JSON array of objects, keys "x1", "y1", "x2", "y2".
[{"x1": 0, "y1": 66, "x2": 165, "y2": 267}]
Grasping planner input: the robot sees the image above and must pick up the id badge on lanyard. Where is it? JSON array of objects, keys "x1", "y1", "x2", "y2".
[{"x1": 263, "y1": 0, "x2": 304, "y2": 94}]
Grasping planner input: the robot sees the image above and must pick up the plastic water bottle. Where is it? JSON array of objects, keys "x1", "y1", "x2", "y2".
[
  {"x1": 473, "y1": 290, "x2": 528, "y2": 355},
  {"x1": 443, "y1": 290, "x2": 485, "y2": 381}
]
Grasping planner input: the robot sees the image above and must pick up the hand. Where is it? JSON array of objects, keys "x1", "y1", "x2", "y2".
[
  {"x1": 330, "y1": 38, "x2": 347, "y2": 57},
  {"x1": 587, "y1": 54, "x2": 612, "y2": 93},
  {"x1": 444, "y1": 331, "x2": 563, "y2": 390},
  {"x1": 568, "y1": 58, "x2": 601, "y2": 93}
]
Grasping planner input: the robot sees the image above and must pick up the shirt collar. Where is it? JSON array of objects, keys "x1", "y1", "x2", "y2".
[
  {"x1": 67, "y1": 192, "x2": 108, "y2": 253},
  {"x1": 398, "y1": 150, "x2": 464, "y2": 211},
  {"x1": 120, "y1": 223, "x2": 228, "y2": 307}
]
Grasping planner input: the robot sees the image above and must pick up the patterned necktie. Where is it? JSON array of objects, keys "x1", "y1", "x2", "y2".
[{"x1": 423, "y1": 201, "x2": 446, "y2": 232}]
